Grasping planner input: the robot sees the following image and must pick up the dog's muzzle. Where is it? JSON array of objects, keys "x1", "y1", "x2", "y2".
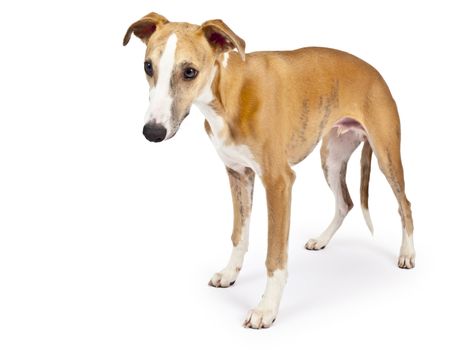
[{"x1": 142, "y1": 122, "x2": 167, "y2": 143}]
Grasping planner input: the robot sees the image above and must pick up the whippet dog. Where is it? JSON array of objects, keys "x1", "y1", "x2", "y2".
[{"x1": 123, "y1": 12, "x2": 415, "y2": 329}]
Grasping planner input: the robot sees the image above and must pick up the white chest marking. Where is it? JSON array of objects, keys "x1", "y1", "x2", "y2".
[{"x1": 212, "y1": 135, "x2": 260, "y2": 175}]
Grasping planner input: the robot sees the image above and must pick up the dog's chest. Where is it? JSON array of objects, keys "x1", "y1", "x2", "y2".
[
  {"x1": 210, "y1": 133, "x2": 258, "y2": 174},
  {"x1": 197, "y1": 103, "x2": 261, "y2": 175}
]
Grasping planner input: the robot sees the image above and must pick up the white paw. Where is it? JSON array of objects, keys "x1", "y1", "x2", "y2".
[
  {"x1": 305, "y1": 238, "x2": 328, "y2": 250},
  {"x1": 399, "y1": 231, "x2": 415, "y2": 269},
  {"x1": 208, "y1": 268, "x2": 240, "y2": 288},
  {"x1": 398, "y1": 254, "x2": 415, "y2": 269},
  {"x1": 243, "y1": 307, "x2": 277, "y2": 329}
]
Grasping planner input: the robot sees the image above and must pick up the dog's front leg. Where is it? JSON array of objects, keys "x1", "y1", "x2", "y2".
[
  {"x1": 244, "y1": 167, "x2": 295, "y2": 329},
  {"x1": 209, "y1": 167, "x2": 255, "y2": 288}
]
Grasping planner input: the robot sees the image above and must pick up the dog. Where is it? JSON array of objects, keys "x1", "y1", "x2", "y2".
[{"x1": 123, "y1": 12, "x2": 415, "y2": 329}]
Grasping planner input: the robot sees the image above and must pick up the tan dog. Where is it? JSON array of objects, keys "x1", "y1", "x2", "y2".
[{"x1": 123, "y1": 12, "x2": 415, "y2": 329}]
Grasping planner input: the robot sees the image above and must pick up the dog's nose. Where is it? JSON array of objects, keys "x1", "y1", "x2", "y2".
[{"x1": 142, "y1": 123, "x2": 167, "y2": 142}]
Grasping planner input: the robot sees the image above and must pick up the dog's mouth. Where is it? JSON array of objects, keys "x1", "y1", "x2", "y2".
[
  {"x1": 164, "y1": 129, "x2": 178, "y2": 141},
  {"x1": 165, "y1": 111, "x2": 190, "y2": 141}
]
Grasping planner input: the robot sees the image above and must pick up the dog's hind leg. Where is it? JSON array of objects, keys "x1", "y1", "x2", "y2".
[
  {"x1": 373, "y1": 140, "x2": 415, "y2": 268},
  {"x1": 367, "y1": 116, "x2": 415, "y2": 268},
  {"x1": 305, "y1": 122, "x2": 363, "y2": 250},
  {"x1": 360, "y1": 79, "x2": 415, "y2": 268},
  {"x1": 209, "y1": 167, "x2": 255, "y2": 287}
]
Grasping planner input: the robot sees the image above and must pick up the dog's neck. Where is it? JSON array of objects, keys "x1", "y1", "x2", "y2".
[{"x1": 194, "y1": 51, "x2": 248, "y2": 139}]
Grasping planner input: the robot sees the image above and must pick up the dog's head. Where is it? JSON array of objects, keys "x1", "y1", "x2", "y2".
[{"x1": 123, "y1": 13, "x2": 245, "y2": 142}]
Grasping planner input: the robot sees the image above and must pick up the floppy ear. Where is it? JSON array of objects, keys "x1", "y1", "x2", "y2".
[
  {"x1": 123, "y1": 12, "x2": 169, "y2": 46},
  {"x1": 200, "y1": 19, "x2": 246, "y2": 61}
]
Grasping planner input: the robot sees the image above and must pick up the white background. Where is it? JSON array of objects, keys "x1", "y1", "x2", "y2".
[{"x1": 1, "y1": 0, "x2": 466, "y2": 349}]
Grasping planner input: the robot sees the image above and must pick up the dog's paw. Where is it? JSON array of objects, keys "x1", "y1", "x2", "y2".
[
  {"x1": 398, "y1": 254, "x2": 415, "y2": 269},
  {"x1": 398, "y1": 232, "x2": 415, "y2": 269},
  {"x1": 243, "y1": 307, "x2": 277, "y2": 329},
  {"x1": 305, "y1": 238, "x2": 328, "y2": 250},
  {"x1": 208, "y1": 269, "x2": 239, "y2": 288}
]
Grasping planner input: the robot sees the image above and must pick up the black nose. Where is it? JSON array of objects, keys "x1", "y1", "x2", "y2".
[{"x1": 142, "y1": 123, "x2": 167, "y2": 143}]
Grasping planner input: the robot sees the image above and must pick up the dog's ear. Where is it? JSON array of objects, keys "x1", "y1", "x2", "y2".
[
  {"x1": 123, "y1": 12, "x2": 169, "y2": 46},
  {"x1": 200, "y1": 19, "x2": 246, "y2": 61}
]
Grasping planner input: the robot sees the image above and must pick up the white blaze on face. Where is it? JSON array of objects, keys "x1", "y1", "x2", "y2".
[{"x1": 144, "y1": 34, "x2": 178, "y2": 133}]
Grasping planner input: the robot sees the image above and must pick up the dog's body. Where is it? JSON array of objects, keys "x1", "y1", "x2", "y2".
[{"x1": 124, "y1": 13, "x2": 415, "y2": 329}]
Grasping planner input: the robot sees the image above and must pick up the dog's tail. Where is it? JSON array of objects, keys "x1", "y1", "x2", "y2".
[{"x1": 360, "y1": 141, "x2": 374, "y2": 234}]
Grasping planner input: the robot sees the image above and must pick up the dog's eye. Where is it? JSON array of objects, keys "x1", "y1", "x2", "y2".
[
  {"x1": 183, "y1": 67, "x2": 198, "y2": 80},
  {"x1": 144, "y1": 61, "x2": 153, "y2": 77}
]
